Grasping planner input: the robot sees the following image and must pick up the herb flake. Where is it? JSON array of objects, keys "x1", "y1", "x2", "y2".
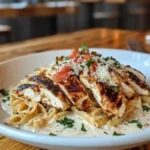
[
  {"x1": 113, "y1": 131, "x2": 125, "y2": 136},
  {"x1": 0, "y1": 89, "x2": 9, "y2": 96},
  {"x1": 55, "y1": 56, "x2": 58, "y2": 65},
  {"x1": 104, "y1": 132, "x2": 108, "y2": 135},
  {"x1": 103, "y1": 57, "x2": 121, "y2": 68},
  {"x1": 137, "y1": 122, "x2": 143, "y2": 129},
  {"x1": 49, "y1": 133, "x2": 57, "y2": 136},
  {"x1": 81, "y1": 123, "x2": 87, "y2": 132},
  {"x1": 113, "y1": 61, "x2": 121, "y2": 68},
  {"x1": 128, "y1": 120, "x2": 138, "y2": 123},
  {"x1": 2, "y1": 96, "x2": 10, "y2": 103},
  {"x1": 80, "y1": 44, "x2": 88, "y2": 51},
  {"x1": 128, "y1": 120, "x2": 143, "y2": 129},
  {"x1": 113, "y1": 87, "x2": 118, "y2": 93},
  {"x1": 86, "y1": 59, "x2": 94, "y2": 68},
  {"x1": 56, "y1": 116, "x2": 74, "y2": 128},
  {"x1": 64, "y1": 57, "x2": 69, "y2": 60},
  {"x1": 142, "y1": 105, "x2": 150, "y2": 112},
  {"x1": 70, "y1": 68, "x2": 74, "y2": 72}
]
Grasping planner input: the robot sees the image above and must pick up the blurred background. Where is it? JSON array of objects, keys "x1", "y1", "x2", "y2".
[{"x1": 0, "y1": 0, "x2": 149, "y2": 44}]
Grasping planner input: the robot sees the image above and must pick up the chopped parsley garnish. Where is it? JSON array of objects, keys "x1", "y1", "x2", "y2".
[
  {"x1": 80, "y1": 65, "x2": 84, "y2": 68},
  {"x1": 0, "y1": 89, "x2": 10, "y2": 103},
  {"x1": 55, "y1": 56, "x2": 58, "y2": 65},
  {"x1": 56, "y1": 116, "x2": 75, "y2": 128},
  {"x1": 113, "y1": 87, "x2": 118, "y2": 93},
  {"x1": 81, "y1": 123, "x2": 87, "y2": 132},
  {"x1": 104, "y1": 132, "x2": 108, "y2": 135},
  {"x1": 86, "y1": 59, "x2": 94, "y2": 68},
  {"x1": 142, "y1": 105, "x2": 150, "y2": 112},
  {"x1": 79, "y1": 44, "x2": 89, "y2": 54},
  {"x1": 104, "y1": 56, "x2": 116, "y2": 61},
  {"x1": 113, "y1": 131, "x2": 125, "y2": 136},
  {"x1": 0, "y1": 89, "x2": 9, "y2": 96},
  {"x1": 64, "y1": 57, "x2": 69, "y2": 60},
  {"x1": 2, "y1": 96, "x2": 10, "y2": 103},
  {"x1": 128, "y1": 120, "x2": 143, "y2": 129},
  {"x1": 128, "y1": 120, "x2": 138, "y2": 123},
  {"x1": 103, "y1": 57, "x2": 121, "y2": 68},
  {"x1": 80, "y1": 44, "x2": 88, "y2": 51},
  {"x1": 113, "y1": 61, "x2": 121, "y2": 68},
  {"x1": 49, "y1": 133, "x2": 57, "y2": 136},
  {"x1": 137, "y1": 122, "x2": 143, "y2": 129},
  {"x1": 70, "y1": 68, "x2": 74, "y2": 72},
  {"x1": 104, "y1": 57, "x2": 110, "y2": 61},
  {"x1": 126, "y1": 65, "x2": 131, "y2": 67}
]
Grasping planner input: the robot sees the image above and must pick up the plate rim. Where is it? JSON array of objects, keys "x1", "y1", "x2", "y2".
[{"x1": 0, "y1": 48, "x2": 150, "y2": 65}]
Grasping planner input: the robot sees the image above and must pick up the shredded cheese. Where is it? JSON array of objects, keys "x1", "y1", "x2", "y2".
[{"x1": 48, "y1": 51, "x2": 121, "y2": 86}]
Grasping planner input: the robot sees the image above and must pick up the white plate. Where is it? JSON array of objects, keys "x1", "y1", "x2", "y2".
[{"x1": 0, "y1": 48, "x2": 150, "y2": 150}]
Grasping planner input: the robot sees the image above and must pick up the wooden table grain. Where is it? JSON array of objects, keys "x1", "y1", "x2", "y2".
[{"x1": 0, "y1": 28, "x2": 150, "y2": 150}]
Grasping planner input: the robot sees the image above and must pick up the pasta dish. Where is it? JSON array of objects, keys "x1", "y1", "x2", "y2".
[{"x1": 0, "y1": 45, "x2": 150, "y2": 137}]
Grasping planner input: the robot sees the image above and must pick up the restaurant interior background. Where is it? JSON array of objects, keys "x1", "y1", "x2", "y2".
[{"x1": 0, "y1": 0, "x2": 149, "y2": 44}]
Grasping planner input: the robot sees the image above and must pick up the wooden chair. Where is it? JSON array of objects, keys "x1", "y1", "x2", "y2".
[{"x1": 0, "y1": 25, "x2": 12, "y2": 44}]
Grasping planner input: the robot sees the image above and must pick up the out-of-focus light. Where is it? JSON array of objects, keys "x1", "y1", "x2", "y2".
[{"x1": 145, "y1": 35, "x2": 150, "y2": 45}]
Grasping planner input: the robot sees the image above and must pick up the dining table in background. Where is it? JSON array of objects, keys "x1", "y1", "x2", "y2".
[
  {"x1": 76, "y1": 0, "x2": 127, "y2": 3},
  {"x1": 0, "y1": 2, "x2": 78, "y2": 17},
  {"x1": 0, "y1": 28, "x2": 150, "y2": 150}
]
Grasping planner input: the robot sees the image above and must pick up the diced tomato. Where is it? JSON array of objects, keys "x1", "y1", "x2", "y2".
[
  {"x1": 82, "y1": 54, "x2": 92, "y2": 61},
  {"x1": 92, "y1": 62, "x2": 98, "y2": 72},
  {"x1": 53, "y1": 66, "x2": 71, "y2": 83},
  {"x1": 69, "y1": 48, "x2": 79, "y2": 59},
  {"x1": 73, "y1": 56, "x2": 79, "y2": 63}
]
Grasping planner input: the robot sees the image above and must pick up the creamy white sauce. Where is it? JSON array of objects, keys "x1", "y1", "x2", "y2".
[{"x1": 1, "y1": 100, "x2": 150, "y2": 137}]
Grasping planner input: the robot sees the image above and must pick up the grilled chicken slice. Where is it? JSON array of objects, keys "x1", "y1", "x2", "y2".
[
  {"x1": 112, "y1": 67, "x2": 150, "y2": 96},
  {"x1": 122, "y1": 66, "x2": 146, "y2": 81},
  {"x1": 115, "y1": 73, "x2": 137, "y2": 100},
  {"x1": 28, "y1": 75, "x2": 71, "y2": 111},
  {"x1": 80, "y1": 74, "x2": 126, "y2": 118},
  {"x1": 127, "y1": 72, "x2": 150, "y2": 96},
  {"x1": 16, "y1": 84, "x2": 41, "y2": 102},
  {"x1": 58, "y1": 75, "x2": 92, "y2": 111}
]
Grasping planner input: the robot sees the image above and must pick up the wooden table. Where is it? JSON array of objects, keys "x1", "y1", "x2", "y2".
[
  {"x1": 0, "y1": 28, "x2": 150, "y2": 149},
  {"x1": 0, "y1": 3, "x2": 78, "y2": 17},
  {"x1": 77, "y1": 0, "x2": 127, "y2": 3}
]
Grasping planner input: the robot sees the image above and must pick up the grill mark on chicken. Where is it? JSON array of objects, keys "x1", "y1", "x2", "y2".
[
  {"x1": 29, "y1": 75, "x2": 71, "y2": 110},
  {"x1": 16, "y1": 84, "x2": 40, "y2": 97},
  {"x1": 82, "y1": 99, "x2": 91, "y2": 110},
  {"x1": 72, "y1": 95, "x2": 79, "y2": 102},
  {"x1": 98, "y1": 82, "x2": 118, "y2": 104},
  {"x1": 128, "y1": 72, "x2": 148, "y2": 89},
  {"x1": 17, "y1": 84, "x2": 39, "y2": 92},
  {"x1": 116, "y1": 100, "x2": 122, "y2": 108},
  {"x1": 113, "y1": 71, "x2": 137, "y2": 100},
  {"x1": 125, "y1": 82, "x2": 129, "y2": 85},
  {"x1": 29, "y1": 75, "x2": 61, "y2": 95},
  {"x1": 59, "y1": 75, "x2": 92, "y2": 111},
  {"x1": 65, "y1": 77, "x2": 86, "y2": 93},
  {"x1": 80, "y1": 74, "x2": 126, "y2": 117},
  {"x1": 125, "y1": 65, "x2": 146, "y2": 80},
  {"x1": 97, "y1": 82, "x2": 126, "y2": 117}
]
